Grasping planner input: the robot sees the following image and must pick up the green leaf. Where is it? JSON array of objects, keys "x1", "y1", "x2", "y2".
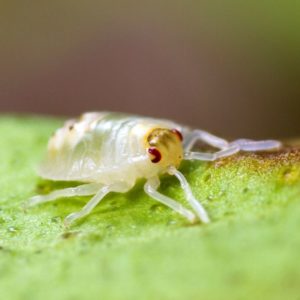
[{"x1": 0, "y1": 115, "x2": 299, "y2": 300}]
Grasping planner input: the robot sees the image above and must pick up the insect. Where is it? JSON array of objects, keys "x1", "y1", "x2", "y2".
[{"x1": 26, "y1": 112, "x2": 281, "y2": 226}]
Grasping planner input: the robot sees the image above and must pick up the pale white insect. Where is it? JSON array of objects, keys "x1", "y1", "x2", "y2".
[{"x1": 26, "y1": 112, "x2": 281, "y2": 226}]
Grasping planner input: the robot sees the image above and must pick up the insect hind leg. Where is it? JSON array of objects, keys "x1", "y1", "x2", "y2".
[
  {"x1": 25, "y1": 183, "x2": 102, "y2": 208},
  {"x1": 64, "y1": 182, "x2": 130, "y2": 226}
]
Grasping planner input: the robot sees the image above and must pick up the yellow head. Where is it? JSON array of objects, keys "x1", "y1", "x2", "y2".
[{"x1": 146, "y1": 128, "x2": 184, "y2": 171}]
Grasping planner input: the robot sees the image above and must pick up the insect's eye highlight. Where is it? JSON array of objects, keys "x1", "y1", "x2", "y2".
[
  {"x1": 171, "y1": 129, "x2": 183, "y2": 141},
  {"x1": 148, "y1": 147, "x2": 162, "y2": 163}
]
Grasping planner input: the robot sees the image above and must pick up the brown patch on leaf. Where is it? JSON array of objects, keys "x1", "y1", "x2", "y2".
[{"x1": 211, "y1": 145, "x2": 300, "y2": 171}]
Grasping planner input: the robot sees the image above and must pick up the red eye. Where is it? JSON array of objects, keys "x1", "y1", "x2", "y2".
[
  {"x1": 148, "y1": 147, "x2": 162, "y2": 163},
  {"x1": 171, "y1": 129, "x2": 183, "y2": 141}
]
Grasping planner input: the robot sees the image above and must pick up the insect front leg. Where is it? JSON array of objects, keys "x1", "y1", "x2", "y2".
[
  {"x1": 168, "y1": 167, "x2": 210, "y2": 224},
  {"x1": 184, "y1": 144, "x2": 240, "y2": 161},
  {"x1": 183, "y1": 130, "x2": 281, "y2": 162},
  {"x1": 64, "y1": 182, "x2": 130, "y2": 226},
  {"x1": 183, "y1": 129, "x2": 229, "y2": 151},
  {"x1": 144, "y1": 177, "x2": 197, "y2": 223},
  {"x1": 25, "y1": 183, "x2": 103, "y2": 208},
  {"x1": 183, "y1": 129, "x2": 236, "y2": 161},
  {"x1": 230, "y1": 139, "x2": 282, "y2": 151}
]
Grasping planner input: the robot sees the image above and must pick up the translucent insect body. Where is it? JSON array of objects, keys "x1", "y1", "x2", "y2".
[{"x1": 26, "y1": 112, "x2": 281, "y2": 226}]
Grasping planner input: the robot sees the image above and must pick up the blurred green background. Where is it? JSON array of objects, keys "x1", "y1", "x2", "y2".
[{"x1": 1, "y1": 1, "x2": 299, "y2": 138}]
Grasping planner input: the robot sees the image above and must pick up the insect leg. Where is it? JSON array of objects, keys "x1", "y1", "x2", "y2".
[
  {"x1": 230, "y1": 139, "x2": 282, "y2": 151},
  {"x1": 168, "y1": 167, "x2": 210, "y2": 224},
  {"x1": 184, "y1": 143, "x2": 240, "y2": 161},
  {"x1": 25, "y1": 183, "x2": 102, "y2": 208},
  {"x1": 184, "y1": 129, "x2": 229, "y2": 151},
  {"x1": 184, "y1": 138, "x2": 281, "y2": 162},
  {"x1": 144, "y1": 177, "x2": 197, "y2": 223},
  {"x1": 64, "y1": 182, "x2": 129, "y2": 226}
]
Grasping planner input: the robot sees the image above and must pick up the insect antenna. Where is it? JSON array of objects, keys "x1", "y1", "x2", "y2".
[{"x1": 168, "y1": 166, "x2": 210, "y2": 224}]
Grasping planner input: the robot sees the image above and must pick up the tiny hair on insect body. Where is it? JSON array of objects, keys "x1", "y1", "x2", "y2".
[{"x1": 25, "y1": 112, "x2": 282, "y2": 226}]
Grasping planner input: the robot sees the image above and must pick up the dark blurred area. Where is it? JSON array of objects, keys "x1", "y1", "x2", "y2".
[{"x1": 0, "y1": 1, "x2": 299, "y2": 138}]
